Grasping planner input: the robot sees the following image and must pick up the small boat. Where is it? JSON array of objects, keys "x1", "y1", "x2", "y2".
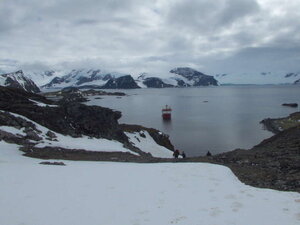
[{"x1": 162, "y1": 105, "x2": 172, "y2": 120}]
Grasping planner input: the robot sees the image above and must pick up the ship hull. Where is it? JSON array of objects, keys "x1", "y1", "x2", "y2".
[{"x1": 162, "y1": 113, "x2": 171, "y2": 120}]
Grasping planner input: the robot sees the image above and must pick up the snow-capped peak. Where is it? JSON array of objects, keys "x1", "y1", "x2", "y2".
[{"x1": 0, "y1": 70, "x2": 40, "y2": 93}]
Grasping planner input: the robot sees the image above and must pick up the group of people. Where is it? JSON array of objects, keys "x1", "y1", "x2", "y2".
[
  {"x1": 173, "y1": 149, "x2": 186, "y2": 159},
  {"x1": 173, "y1": 150, "x2": 212, "y2": 159}
]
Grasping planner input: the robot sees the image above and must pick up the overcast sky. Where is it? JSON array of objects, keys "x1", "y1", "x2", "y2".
[{"x1": 0, "y1": 0, "x2": 300, "y2": 75}]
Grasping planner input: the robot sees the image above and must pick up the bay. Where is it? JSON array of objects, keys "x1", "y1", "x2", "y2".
[{"x1": 86, "y1": 85, "x2": 300, "y2": 156}]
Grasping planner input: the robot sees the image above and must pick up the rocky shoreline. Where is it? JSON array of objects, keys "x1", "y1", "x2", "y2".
[{"x1": 261, "y1": 112, "x2": 300, "y2": 134}]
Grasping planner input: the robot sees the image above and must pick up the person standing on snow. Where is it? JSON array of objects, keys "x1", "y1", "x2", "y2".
[
  {"x1": 173, "y1": 149, "x2": 180, "y2": 158},
  {"x1": 181, "y1": 151, "x2": 186, "y2": 158}
]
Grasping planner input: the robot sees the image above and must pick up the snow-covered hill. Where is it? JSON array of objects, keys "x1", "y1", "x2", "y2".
[
  {"x1": 136, "y1": 68, "x2": 219, "y2": 88},
  {"x1": 0, "y1": 70, "x2": 40, "y2": 93},
  {"x1": 0, "y1": 140, "x2": 299, "y2": 225},
  {"x1": 215, "y1": 72, "x2": 300, "y2": 85},
  {"x1": 170, "y1": 67, "x2": 219, "y2": 86}
]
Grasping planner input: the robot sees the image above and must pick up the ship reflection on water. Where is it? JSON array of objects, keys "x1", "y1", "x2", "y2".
[{"x1": 162, "y1": 118, "x2": 173, "y2": 133}]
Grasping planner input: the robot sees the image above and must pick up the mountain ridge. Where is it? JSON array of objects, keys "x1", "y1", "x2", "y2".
[{"x1": 0, "y1": 70, "x2": 40, "y2": 93}]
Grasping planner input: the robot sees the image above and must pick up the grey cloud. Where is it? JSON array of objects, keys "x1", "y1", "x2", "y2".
[
  {"x1": 0, "y1": 0, "x2": 300, "y2": 76},
  {"x1": 204, "y1": 46, "x2": 300, "y2": 74},
  {"x1": 74, "y1": 19, "x2": 99, "y2": 26},
  {"x1": 219, "y1": 0, "x2": 260, "y2": 25},
  {"x1": 166, "y1": 0, "x2": 260, "y2": 33}
]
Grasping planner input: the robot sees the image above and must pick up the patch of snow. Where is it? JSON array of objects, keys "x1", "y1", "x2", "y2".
[
  {"x1": 126, "y1": 131, "x2": 173, "y2": 158},
  {"x1": 77, "y1": 79, "x2": 108, "y2": 87},
  {"x1": 35, "y1": 135, "x2": 139, "y2": 155},
  {"x1": 0, "y1": 126, "x2": 25, "y2": 136},
  {"x1": 135, "y1": 79, "x2": 147, "y2": 88},
  {"x1": 0, "y1": 141, "x2": 29, "y2": 163},
  {"x1": 29, "y1": 99, "x2": 58, "y2": 107}
]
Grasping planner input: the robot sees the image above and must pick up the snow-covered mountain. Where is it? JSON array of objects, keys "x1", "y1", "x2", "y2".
[
  {"x1": 42, "y1": 69, "x2": 140, "y2": 89},
  {"x1": 214, "y1": 72, "x2": 300, "y2": 85},
  {"x1": 0, "y1": 70, "x2": 40, "y2": 93},
  {"x1": 24, "y1": 70, "x2": 66, "y2": 87},
  {"x1": 170, "y1": 67, "x2": 219, "y2": 86},
  {"x1": 136, "y1": 68, "x2": 219, "y2": 88},
  {"x1": 2, "y1": 67, "x2": 300, "y2": 91}
]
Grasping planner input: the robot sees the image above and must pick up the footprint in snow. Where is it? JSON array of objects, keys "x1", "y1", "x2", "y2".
[
  {"x1": 170, "y1": 216, "x2": 187, "y2": 224},
  {"x1": 209, "y1": 207, "x2": 222, "y2": 217},
  {"x1": 231, "y1": 201, "x2": 243, "y2": 212},
  {"x1": 225, "y1": 194, "x2": 236, "y2": 199}
]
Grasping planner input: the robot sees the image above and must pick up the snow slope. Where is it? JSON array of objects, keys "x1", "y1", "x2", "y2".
[
  {"x1": 126, "y1": 131, "x2": 173, "y2": 158},
  {"x1": 25, "y1": 70, "x2": 66, "y2": 87},
  {"x1": 0, "y1": 140, "x2": 299, "y2": 225}
]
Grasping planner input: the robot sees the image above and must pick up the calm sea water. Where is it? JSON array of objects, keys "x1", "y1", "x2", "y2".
[{"x1": 86, "y1": 85, "x2": 300, "y2": 156}]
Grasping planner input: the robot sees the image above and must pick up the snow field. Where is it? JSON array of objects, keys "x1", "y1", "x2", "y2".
[
  {"x1": 125, "y1": 131, "x2": 173, "y2": 158},
  {"x1": 29, "y1": 99, "x2": 58, "y2": 107},
  {"x1": 0, "y1": 141, "x2": 300, "y2": 225}
]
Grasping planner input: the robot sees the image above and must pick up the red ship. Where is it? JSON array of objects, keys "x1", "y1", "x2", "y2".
[{"x1": 162, "y1": 105, "x2": 172, "y2": 120}]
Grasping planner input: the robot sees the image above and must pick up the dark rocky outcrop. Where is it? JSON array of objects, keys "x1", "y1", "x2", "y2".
[
  {"x1": 213, "y1": 126, "x2": 300, "y2": 192},
  {"x1": 101, "y1": 75, "x2": 140, "y2": 89},
  {"x1": 39, "y1": 161, "x2": 66, "y2": 166},
  {"x1": 0, "y1": 86, "x2": 127, "y2": 143},
  {"x1": 261, "y1": 112, "x2": 300, "y2": 134},
  {"x1": 142, "y1": 77, "x2": 174, "y2": 88},
  {"x1": 42, "y1": 76, "x2": 65, "y2": 88},
  {"x1": 170, "y1": 67, "x2": 218, "y2": 86},
  {"x1": 282, "y1": 103, "x2": 298, "y2": 108},
  {"x1": 294, "y1": 79, "x2": 300, "y2": 84},
  {"x1": 0, "y1": 70, "x2": 40, "y2": 93}
]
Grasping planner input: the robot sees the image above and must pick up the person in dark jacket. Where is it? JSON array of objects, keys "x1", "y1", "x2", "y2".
[
  {"x1": 173, "y1": 149, "x2": 180, "y2": 158},
  {"x1": 181, "y1": 151, "x2": 186, "y2": 158}
]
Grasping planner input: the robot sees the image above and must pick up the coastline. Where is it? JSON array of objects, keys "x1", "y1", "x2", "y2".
[{"x1": 0, "y1": 86, "x2": 299, "y2": 193}]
